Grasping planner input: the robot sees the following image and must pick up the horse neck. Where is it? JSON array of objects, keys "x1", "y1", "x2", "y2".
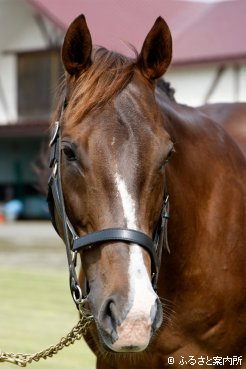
[{"x1": 159, "y1": 99, "x2": 246, "y2": 271}]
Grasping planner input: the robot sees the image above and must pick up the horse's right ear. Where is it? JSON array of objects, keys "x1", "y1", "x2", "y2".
[{"x1": 62, "y1": 14, "x2": 92, "y2": 76}]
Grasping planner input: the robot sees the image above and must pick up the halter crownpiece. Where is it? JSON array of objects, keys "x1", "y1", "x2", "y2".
[{"x1": 47, "y1": 99, "x2": 170, "y2": 308}]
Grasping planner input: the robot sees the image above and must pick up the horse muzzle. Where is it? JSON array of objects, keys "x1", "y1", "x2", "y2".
[{"x1": 95, "y1": 294, "x2": 163, "y2": 353}]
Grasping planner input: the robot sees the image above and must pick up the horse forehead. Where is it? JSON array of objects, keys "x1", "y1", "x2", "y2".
[
  {"x1": 71, "y1": 79, "x2": 168, "y2": 156},
  {"x1": 108, "y1": 88, "x2": 161, "y2": 139},
  {"x1": 82, "y1": 99, "x2": 157, "y2": 146},
  {"x1": 115, "y1": 80, "x2": 156, "y2": 117}
]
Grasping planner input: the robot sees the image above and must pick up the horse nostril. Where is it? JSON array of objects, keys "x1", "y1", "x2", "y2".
[
  {"x1": 99, "y1": 298, "x2": 119, "y2": 343},
  {"x1": 106, "y1": 300, "x2": 116, "y2": 326},
  {"x1": 151, "y1": 299, "x2": 163, "y2": 331}
]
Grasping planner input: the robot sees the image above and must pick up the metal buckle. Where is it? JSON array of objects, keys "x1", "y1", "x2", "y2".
[
  {"x1": 162, "y1": 194, "x2": 170, "y2": 223},
  {"x1": 52, "y1": 162, "x2": 58, "y2": 177},
  {"x1": 49, "y1": 121, "x2": 60, "y2": 147},
  {"x1": 72, "y1": 284, "x2": 83, "y2": 304}
]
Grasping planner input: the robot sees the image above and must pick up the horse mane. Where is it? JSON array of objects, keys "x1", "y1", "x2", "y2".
[
  {"x1": 62, "y1": 47, "x2": 137, "y2": 127},
  {"x1": 156, "y1": 79, "x2": 176, "y2": 101},
  {"x1": 52, "y1": 47, "x2": 176, "y2": 128}
]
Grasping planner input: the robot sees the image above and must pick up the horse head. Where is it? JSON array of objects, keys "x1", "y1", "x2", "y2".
[{"x1": 54, "y1": 14, "x2": 173, "y2": 353}]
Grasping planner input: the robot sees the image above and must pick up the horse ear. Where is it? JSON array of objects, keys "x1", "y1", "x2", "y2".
[
  {"x1": 62, "y1": 14, "x2": 92, "y2": 76},
  {"x1": 138, "y1": 17, "x2": 172, "y2": 80}
]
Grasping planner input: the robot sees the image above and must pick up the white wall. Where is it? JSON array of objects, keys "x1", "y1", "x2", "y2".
[
  {"x1": 166, "y1": 62, "x2": 246, "y2": 107},
  {"x1": 0, "y1": 0, "x2": 63, "y2": 124}
]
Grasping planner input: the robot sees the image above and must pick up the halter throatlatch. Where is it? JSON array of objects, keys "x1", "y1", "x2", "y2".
[{"x1": 47, "y1": 101, "x2": 170, "y2": 308}]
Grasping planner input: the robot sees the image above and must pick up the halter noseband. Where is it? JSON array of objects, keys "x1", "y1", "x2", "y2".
[{"x1": 47, "y1": 102, "x2": 170, "y2": 309}]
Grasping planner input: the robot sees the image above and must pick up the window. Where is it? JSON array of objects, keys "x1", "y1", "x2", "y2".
[{"x1": 18, "y1": 49, "x2": 63, "y2": 121}]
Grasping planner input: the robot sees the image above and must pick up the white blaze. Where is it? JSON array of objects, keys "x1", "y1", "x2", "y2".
[
  {"x1": 114, "y1": 173, "x2": 157, "y2": 351},
  {"x1": 115, "y1": 174, "x2": 136, "y2": 229}
]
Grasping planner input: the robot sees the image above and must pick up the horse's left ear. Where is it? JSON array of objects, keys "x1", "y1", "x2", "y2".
[
  {"x1": 138, "y1": 17, "x2": 172, "y2": 80},
  {"x1": 62, "y1": 14, "x2": 92, "y2": 76}
]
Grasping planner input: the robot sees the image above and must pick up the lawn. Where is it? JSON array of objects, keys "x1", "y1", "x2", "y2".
[{"x1": 0, "y1": 266, "x2": 96, "y2": 369}]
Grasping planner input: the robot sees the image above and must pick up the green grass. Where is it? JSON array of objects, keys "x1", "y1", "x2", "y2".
[{"x1": 0, "y1": 267, "x2": 96, "y2": 369}]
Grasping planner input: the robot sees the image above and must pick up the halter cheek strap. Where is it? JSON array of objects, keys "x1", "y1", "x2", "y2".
[{"x1": 47, "y1": 106, "x2": 170, "y2": 309}]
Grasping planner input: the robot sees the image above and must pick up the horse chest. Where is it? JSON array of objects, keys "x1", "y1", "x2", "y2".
[
  {"x1": 156, "y1": 305, "x2": 245, "y2": 367},
  {"x1": 160, "y1": 310, "x2": 226, "y2": 352}
]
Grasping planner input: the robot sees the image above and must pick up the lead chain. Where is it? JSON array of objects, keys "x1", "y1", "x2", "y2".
[{"x1": 0, "y1": 314, "x2": 93, "y2": 367}]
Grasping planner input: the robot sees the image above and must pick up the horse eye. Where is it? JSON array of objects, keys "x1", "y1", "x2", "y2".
[
  {"x1": 165, "y1": 147, "x2": 174, "y2": 163},
  {"x1": 159, "y1": 148, "x2": 174, "y2": 173},
  {"x1": 63, "y1": 145, "x2": 77, "y2": 161}
]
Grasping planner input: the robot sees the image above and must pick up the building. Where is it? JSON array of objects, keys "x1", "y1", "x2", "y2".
[
  {"x1": 0, "y1": 0, "x2": 245, "y2": 215},
  {"x1": 0, "y1": 0, "x2": 63, "y2": 213},
  {"x1": 166, "y1": 0, "x2": 246, "y2": 105},
  {"x1": 26, "y1": 0, "x2": 246, "y2": 105}
]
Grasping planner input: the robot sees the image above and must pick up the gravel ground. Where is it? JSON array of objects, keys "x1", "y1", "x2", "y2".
[{"x1": 0, "y1": 220, "x2": 68, "y2": 268}]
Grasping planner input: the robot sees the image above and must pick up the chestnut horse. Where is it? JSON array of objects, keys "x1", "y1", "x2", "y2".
[
  {"x1": 199, "y1": 103, "x2": 246, "y2": 158},
  {"x1": 50, "y1": 15, "x2": 246, "y2": 369}
]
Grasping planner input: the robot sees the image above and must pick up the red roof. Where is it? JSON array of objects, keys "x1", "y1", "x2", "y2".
[{"x1": 26, "y1": 0, "x2": 246, "y2": 65}]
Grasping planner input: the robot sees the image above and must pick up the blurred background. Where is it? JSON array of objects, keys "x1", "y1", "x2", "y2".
[{"x1": 0, "y1": 0, "x2": 245, "y2": 368}]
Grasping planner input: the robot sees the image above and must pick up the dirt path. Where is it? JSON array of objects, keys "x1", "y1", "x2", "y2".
[{"x1": 0, "y1": 221, "x2": 67, "y2": 268}]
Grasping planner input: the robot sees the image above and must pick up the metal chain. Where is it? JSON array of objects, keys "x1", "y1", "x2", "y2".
[{"x1": 0, "y1": 312, "x2": 93, "y2": 367}]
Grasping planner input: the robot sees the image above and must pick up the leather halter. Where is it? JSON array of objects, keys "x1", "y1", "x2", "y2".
[{"x1": 47, "y1": 102, "x2": 170, "y2": 309}]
